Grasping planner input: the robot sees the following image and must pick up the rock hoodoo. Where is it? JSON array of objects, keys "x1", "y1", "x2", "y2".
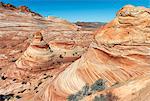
[{"x1": 15, "y1": 32, "x2": 54, "y2": 71}]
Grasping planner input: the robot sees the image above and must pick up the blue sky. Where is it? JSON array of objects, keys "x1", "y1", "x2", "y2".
[{"x1": 0, "y1": 0, "x2": 149, "y2": 22}]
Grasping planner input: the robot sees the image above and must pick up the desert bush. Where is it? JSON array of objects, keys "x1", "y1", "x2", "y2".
[
  {"x1": 105, "y1": 92, "x2": 118, "y2": 101},
  {"x1": 81, "y1": 84, "x2": 90, "y2": 96},
  {"x1": 93, "y1": 92, "x2": 118, "y2": 101},
  {"x1": 67, "y1": 79, "x2": 107, "y2": 101},
  {"x1": 67, "y1": 94, "x2": 79, "y2": 101},
  {"x1": 90, "y1": 79, "x2": 106, "y2": 92},
  {"x1": 93, "y1": 94, "x2": 107, "y2": 101},
  {"x1": 67, "y1": 84, "x2": 89, "y2": 101}
]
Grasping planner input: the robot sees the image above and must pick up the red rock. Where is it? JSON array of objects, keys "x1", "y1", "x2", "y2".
[
  {"x1": 3, "y1": 2, "x2": 150, "y2": 101},
  {"x1": 18, "y1": 6, "x2": 30, "y2": 13},
  {"x1": 15, "y1": 32, "x2": 55, "y2": 71},
  {"x1": 38, "y1": 5, "x2": 150, "y2": 101},
  {"x1": 0, "y1": 2, "x2": 95, "y2": 100}
]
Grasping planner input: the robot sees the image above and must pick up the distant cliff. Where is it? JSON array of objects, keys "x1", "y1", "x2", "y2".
[
  {"x1": 0, "y1": 2, "x2": 42, "y2": 17},
  {"x1": 75, "y1": 22, "x2": 106, "y2": 31}
]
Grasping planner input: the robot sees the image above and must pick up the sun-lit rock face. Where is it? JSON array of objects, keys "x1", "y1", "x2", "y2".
[
  {"x1": 0, "y1": 2, "x2": 96, "y2": 101},
  {"x1": 40, "y1": 5, "x2": 150, "y2": 101},
  {"x1": 15, "y1": 32, "x2": 54, "y2": 71},
  {"x1": 0, "y1": 2, "x2": 89, "y2": 70},
  {"x1": 0, "y1": 2, "x2": 41, "y2": 16},
  {"x1": 1, "y1": 2, "x2": 150, "y2": 101},
  {"x1": 95, "y1": 5, "x2": 150, "y2": 45},
  {"x1": 83, "y1": 75, "x2": 150, "y2": 101}
]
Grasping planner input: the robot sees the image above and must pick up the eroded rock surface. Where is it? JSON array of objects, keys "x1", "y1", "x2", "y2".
[
  {"x1": 1, "y1": 3, "x2": 150, "y2": 101},
  {"x1": 0, "y1": 1, "x2": 94, "y2": 68},
  {"x1": 38, "y1": 5, "x2": 150, "y2": 101},
  {"x1": 15, "y1": 32, "x2": 54, "y2": 71},
  {"x1": 0, "y1": 2, "x2": 95, "y2": 101}
]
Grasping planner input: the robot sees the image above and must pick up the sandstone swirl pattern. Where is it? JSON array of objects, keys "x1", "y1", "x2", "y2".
[
  {"x1": 0, "y1": 2, "x2": 96, "y2": 101},
  {"x1": 15, "y1": 32, "x2": 54, "y2": 71},
  {"x1": 0, "y1": 4, "x2": 150, "y2": 101},
  {"x1": 38, "y1": 5, "x2": 150, "y2": 101}
]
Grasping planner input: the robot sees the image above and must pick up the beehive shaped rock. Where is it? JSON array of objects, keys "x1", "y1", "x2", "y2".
[{"x1": 15, "y1": 32, "x2": 54, "y2": 71}]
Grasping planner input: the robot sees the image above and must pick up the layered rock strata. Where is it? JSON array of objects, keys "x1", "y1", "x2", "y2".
[
  {"x1": 39, "y1": 5, "x2": 150, "y2": 101},
  {"x1": 15, "y1": 32, "x2": 54, "y2": 71},
  {"x1": 0, "y1": 2, "x2": 95, "y2": 101}
]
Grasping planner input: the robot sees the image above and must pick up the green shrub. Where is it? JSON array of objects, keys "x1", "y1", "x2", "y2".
[
  {"x1": 81, "y1": 84, "x2": 90, "y2": 96},
  {"x1": 93, "y1": 92, "x2": 118, "y2": 101},
  {"x1": 67, "y1": 94, "x2": 80, "y2": 101},
  {"x1": 90, "y1": 79, "x2": 106, "y2": 92},
  {"x1": 67, "y1": 79, "x2": 107, "y2": 101},
  {"x1": 93, "y1": 94, "x2": 107, "y2": 101}
]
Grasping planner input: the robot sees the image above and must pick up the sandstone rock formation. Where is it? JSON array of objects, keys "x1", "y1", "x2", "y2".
[
  {"x1": 0, "y1": 2, "x2": 41, "y2": 16},
  {"x1": 0, "y1": 31, "x2": 86, "y2": 101},
  {"x1": 95, "y1": 5, "x2": 150, "y2": 45},
  {"x1": 15, "y1": 32, "x2": 55, "y2": 71},
  {"x1": 37, "y1": 5, "x2": 150, "y2": 101},
  {"x1": 0, "y1": 1, "x2": 93, "y2": 73},
  {"x1": 75, "y1": 22, "x2": 105, "y2": 31},
  {"x1": 0, "y1": 2, "x2": 95, "y2": 101},
  {"x1": 1, "y1": 2, "x2": 149, "y2": 101}
]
